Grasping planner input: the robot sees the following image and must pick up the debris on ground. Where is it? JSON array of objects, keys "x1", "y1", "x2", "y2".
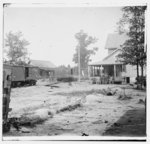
[
  {"x1": 128, "y1": 119, "x2": 132, "y2": 123},
  {"x1": 82, "y1": 132, "x2": 89, "y2": 136},
  {"x1": 113, "y1": 122, "x2": 121, "y2": 127},
  {"x1": 50, "y1": 85, "x2": 60, "y2": 89},
  {"x1": 19, "y1": 115, "x2": 49, "y2": 127},
  {"x1": 129, "y1": 83, "x2": 135, "y2": 87},
  {"x1": 34, "y1": 108, "x2": 54, "y2": 118},
  {"x1": 45, "y1": 82, "x2": 59, "y2": 87},
  {"x1": 68, "y1": 82, "x2": 72, "y2": 86},
  {"x1": 9, "y1": 117, "x2": 21, "y2": 131},
  {"x1": 138, "y1": 99, "x2": 145, "y2": 104},
  {"x1": 20, "y1": 127, "x2": 31, "y2": 133},
  {"x1": 3, "y1": 121, "x2": 11, "y2": 133},
  {"x1": 56, "y1": 103, "x2": 82, "y2": 113},
  {"x1": 8, "y1": 108, "x2": 53, "y2": 130},
  {"x1": 117, "y1": 94, "x2": 132, "y2": 100},
  {"x1": 97, "y1": 100, "x2": 102, "y2": 103},
  {"x1": 101, "y1": 87, "x2": 118, "y2": 96}
]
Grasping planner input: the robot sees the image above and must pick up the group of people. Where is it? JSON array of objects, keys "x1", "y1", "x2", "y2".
[{"x1": 91, "y1": 74, "x2": 114, "y2": 84}]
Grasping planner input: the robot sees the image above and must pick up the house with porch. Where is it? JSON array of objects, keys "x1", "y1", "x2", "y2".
[{"x1": 89, "y1": 33, "x2": 138, "y2": 84}]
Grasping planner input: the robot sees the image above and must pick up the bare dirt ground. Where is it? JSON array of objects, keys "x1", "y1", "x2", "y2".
[{"x1": 3, "y1": 80, "x2": 146, "y2": 137}]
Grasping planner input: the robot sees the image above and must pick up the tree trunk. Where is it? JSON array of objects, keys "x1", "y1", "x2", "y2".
[
  {"x1": 140, "y1": 64, "x2": 143, "y2": 89},
  {"x1": 136, "y1": 62, "x2": 140, "y2": 89},
  {"x1": 141, "y1": 64, "x2": 144, "y2": 77},
  {"x1": 140, "y1": 64, "x2": 144, "y2": 89},
  {"x1": 137, "y1": 62, "x2": 139, "y2": 78}
]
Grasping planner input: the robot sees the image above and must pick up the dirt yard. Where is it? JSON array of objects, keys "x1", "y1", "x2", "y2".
[{"x1": 3, "y1": 80, "x2": 146, "y2": 137}]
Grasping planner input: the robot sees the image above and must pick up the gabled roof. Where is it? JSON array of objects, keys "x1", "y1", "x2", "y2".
[
  {"x1": 103, "y1": 48, "x2": 121, "y2": 61},
  {"x1": 90, "y1": 49, "x2": 122, "y2": 66},
  {"x1": 89, "y1": 33, "x2": 128, "y2": 66},
  {"x1": 105, "y1": 33, "x2": 128, "y2": 49},
  {"x1": 30, "y1": 60, "x2": 56, "y2": 69}
]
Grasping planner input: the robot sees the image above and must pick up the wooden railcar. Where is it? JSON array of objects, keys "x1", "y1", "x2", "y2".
[{"x1": 3, "y1": 64, "x2": 40, "y2": 87}]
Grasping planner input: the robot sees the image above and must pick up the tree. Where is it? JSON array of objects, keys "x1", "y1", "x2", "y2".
[
  {"x1": 117, "y1": 6, "x2": 147, "y2": 78},
  {"x1": 73, "y1": 30, "x2": 98, "y2": 77},
  {"x1": 55, "y1": 65, "x2": 71, "y2": 77},
  {"x1": 4, "y1": 31, "x2": 30, "y2": 65}
]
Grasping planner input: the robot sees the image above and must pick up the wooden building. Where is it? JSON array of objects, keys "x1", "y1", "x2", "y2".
[{"x1": 30, "y1": 60, "x2": 56, "y2": 79}]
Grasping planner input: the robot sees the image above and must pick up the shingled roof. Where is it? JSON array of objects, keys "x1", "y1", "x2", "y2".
[
  {"x1": 105, "y1": 33, "x2": 128, "y2": 49},
  {"x1": 30, "y1": 60, "x2": 56, "y2": 70}
]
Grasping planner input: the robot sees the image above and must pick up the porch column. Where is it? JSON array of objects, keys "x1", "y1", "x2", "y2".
[
  {"x1": 114, "y1": 64, "x2": 116, "y2": 79},
  {"x1": 95, "y1": 66, "x2": 97, "y2": 76},
  {"x1": 92, "y1": 66, "x2": 94, "y2": 76},
  {"x1": 92, "y1": 66, "x2": 93, "y2": 76},
  {"x1": 121, "y1": 65, "x2": 123, "y2": 77},
  {"x1": 88, "y1": 66, "x2": 90, "y2": 78},
  {"x1": 100, "y1": 65, "x2": 104, "y2": 76}
]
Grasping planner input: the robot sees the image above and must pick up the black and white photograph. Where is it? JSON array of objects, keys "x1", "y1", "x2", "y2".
[{"x1": 1, "y1": 0, "x2": 149, "y2": 142}]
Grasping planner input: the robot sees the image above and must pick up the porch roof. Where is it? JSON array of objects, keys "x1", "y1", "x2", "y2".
[
  {"x1": 89, "y1": 49, "x2": 123, "y2": 66},
  {"x1": 89, "y1": 60, "x2": 122, "y2": 66}
]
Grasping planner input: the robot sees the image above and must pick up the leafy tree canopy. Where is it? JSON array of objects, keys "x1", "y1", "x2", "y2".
[
  {"x1": 117, "y1": 6, "x2": 146, "y2": 67},
  {"x1": 73, "y1": 30, "x2": 98, "y2": 69},
  {"x1": 4, "y1": 31, "x2": 30, "y2": 65}
]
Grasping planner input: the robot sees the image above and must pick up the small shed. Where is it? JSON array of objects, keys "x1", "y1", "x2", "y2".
[{"x1": 30, "y1": 60, "x2": 56, "y2": 79}]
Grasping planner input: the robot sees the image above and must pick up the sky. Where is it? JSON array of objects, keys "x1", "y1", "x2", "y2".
[{"x1": 4, "y1": 5, "x2": 123, "y2": 67}]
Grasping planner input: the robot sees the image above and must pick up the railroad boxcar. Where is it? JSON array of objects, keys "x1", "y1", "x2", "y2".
[
  {"x1": 25, "y1": 65, "x2": 40, "y2": 85},
  {"x1": 3, "y1": 64, "x2": 40, "y2": 87},
  {"x1": 11, "y1": 65, "x2": 25, "y2": 87}
]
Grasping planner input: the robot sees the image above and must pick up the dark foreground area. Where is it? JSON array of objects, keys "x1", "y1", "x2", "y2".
[{"x1": 104, "y1": 108, "x2": 146, "y2": 136}]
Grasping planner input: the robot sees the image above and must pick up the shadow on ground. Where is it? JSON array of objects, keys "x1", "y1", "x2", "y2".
[{"x1": 103, "y1": 108, "x2": 146, "y2": 137}]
